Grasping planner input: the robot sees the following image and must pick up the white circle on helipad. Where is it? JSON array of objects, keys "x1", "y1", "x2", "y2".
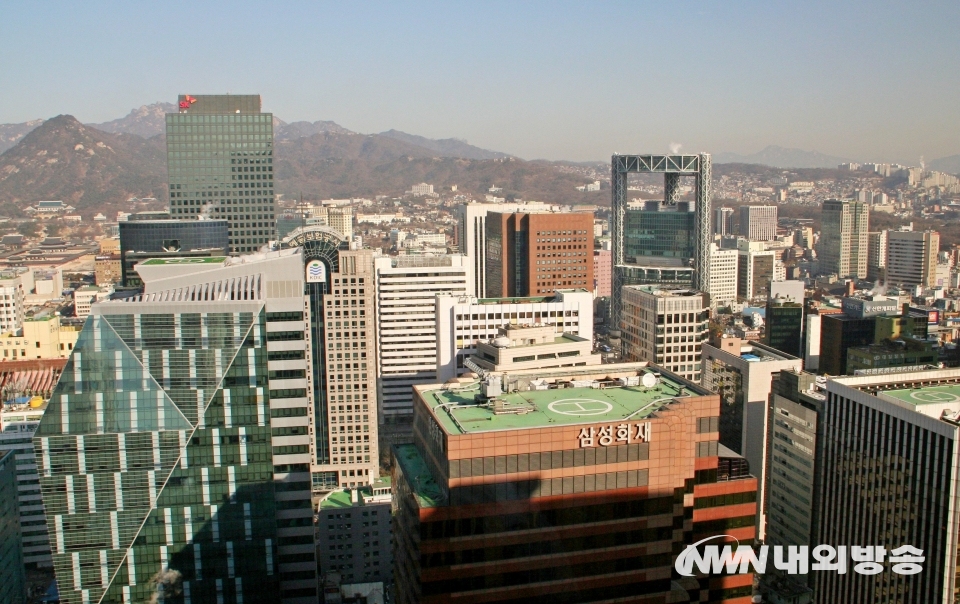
[
  {"x1": 910, "y1": 390, "x2": 960, "y2": 403},
  {"x1": 548, "y1": 399, "x2": 613, "y2": 416}
]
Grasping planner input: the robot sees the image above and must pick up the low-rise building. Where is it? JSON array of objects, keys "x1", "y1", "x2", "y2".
[
  {"x1": 0, "y1": 316, "x2": 80, "y2": 361},
  {"x1": 470, "y1": 325, "x2": 601, "y2": 373},
  {"x1": 434, "y1": 290, "x2": 594, "y2": 383},
  {"x1": 72, "y1": 285, "x2": 111, "y2": 319},
  {"x1": 94, "y1": 254, "x2": 122, "y2": 286},
  {"x1": 317, "y1": 479, "x2": 393, "y2": 585}
]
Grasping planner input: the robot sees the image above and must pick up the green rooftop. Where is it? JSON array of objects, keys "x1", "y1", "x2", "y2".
[
  {"x1": 319, "y1": 490, "x2": 354, "y2": 509},
  {"x1": 881, "y1": 384, "x2": 960, "y2": 407},
  {"x1": 141, "y1": 257, "x2": 227, "y2": 265},
  {"x1": 424, "y1": 372, "x2": 690, "y2": 435},
  {"x1": 394, "y1": 444, "x2": 445, "y2": 508}
]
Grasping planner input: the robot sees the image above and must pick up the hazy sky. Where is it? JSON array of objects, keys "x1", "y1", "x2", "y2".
[{"x1": 2, "y1": 1, "x2": 957, "y2": 163}]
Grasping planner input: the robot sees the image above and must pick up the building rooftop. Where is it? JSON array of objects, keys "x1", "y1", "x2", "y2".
[
  {"x1": 141, "y1": 257, "x2": 228, "y2": 266},
  {"x1": 424, "y1": 370, "x2": 690, "y2": 435},
  {"x1": 394, "y1": 444, "x2": 445, "y2": 508},
  {"x1": 878, "y1": 384, "x2": 960, "y2": 408}
]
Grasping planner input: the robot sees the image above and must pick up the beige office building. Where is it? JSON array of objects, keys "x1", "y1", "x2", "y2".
[
  {"x1": 621, "y1": 285, "x2": 709, "y2": 382},
  {"x1": 819, "y1": 199, "x2": 869, "y2": 279}
]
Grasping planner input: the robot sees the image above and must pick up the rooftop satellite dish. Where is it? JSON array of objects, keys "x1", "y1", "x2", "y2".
[{"x1": 642, "y1": 373, "x2": 659, "y2": 389}]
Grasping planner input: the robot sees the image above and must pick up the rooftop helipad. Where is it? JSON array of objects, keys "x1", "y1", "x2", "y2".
[
  {"x1": 880, "y1": 384, "x2": 960, "y2": 407},
  {"x1": 423, "y1": 371, "x2": 694, "y2": 435}
]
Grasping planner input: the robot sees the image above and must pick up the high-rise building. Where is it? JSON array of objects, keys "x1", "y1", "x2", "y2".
[
  {"x1": 614, "y1": 201, "x2": 699, "y2": 292},
  {"x1": 886, "y1": 229, "x2": 940, "y2": 287},
  {"x1": 485, "y1": 211, "x2": 594, "y2": 297},
  {"x1": 34, "y1": 249, "x2": 318, "y2": 604},
  {"x1": 118, "y1": 216, "x2": 230, "y2": 287},
  {"x1": 707, "y1": 243, "x2": 739, "y2": 306},
  {"x1": 737, "y1": 240, "x2": 777, "y2": 300},
  {"x1": 714, "y1": 206, "x2": 734, "y2": 236},
  {"x1": 610, "y1": 154, "x2": 712, "y2": 336},
  {"x1": 592, "y1": 249, "x2": 611, "y2": 297},
  {"x1": 867, "y1": 230, "x2": 887, "y2": 282},
  {"x1": 764, "y1": 295, "x2": 804, "y2": 357},
  {"x1": 393, "y1": 363, "x2": 757, "y2": 604},
  {"x1": 374, "y1": 255, "x2": 470, "y2": 435},
  {"x1": 739, "y1": 205, "x2": 778, "y2": 241},
  {"x1": 166, "y1": 95, "x2": 276, "y2": 254},
  {"x1": 434, "y1": 290, "x2": 593, "y2": 383},
  {"x1": 620, "y1": 286, "x2": 708, "y2": 382},
  {"x1": 700, "y1": 336, "x2": 802, "y2": 536},
  {"x1": 455, "y1": 202, "x2": 550, "y2": 297},
  {"x1": 762, "y1": 370, "x2": 820, "y2": 602},
  {"x1": 1, "y1": 391, "x2": 54, "y2": 567},
  {"x1": 819, "y1": 199, "x2": 869, "y2": 279},
  {"x1": 0, "y1": 449, "x2": 26, "y2": 604},
  {"x1": 312, "y1": 249, "x2": 380, "y2": 489},
  {"x1": 813, "y1": 369, "x2": 960, "y2": 602}
]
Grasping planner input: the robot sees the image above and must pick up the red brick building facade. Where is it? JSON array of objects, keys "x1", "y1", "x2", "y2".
[{"x1": 485, "y1": 212, "x2": 594, "y2": 298}]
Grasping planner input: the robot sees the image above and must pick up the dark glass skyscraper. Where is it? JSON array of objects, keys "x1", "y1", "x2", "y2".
[
  {"x1": 166, "y1": 95, "x2": 276, "y2": 254},
  {"x1": 118, "y1": 216, "x2": 229, "y2": 286}
]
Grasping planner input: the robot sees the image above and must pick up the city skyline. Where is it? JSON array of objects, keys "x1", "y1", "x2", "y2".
[{"x1": 1, "y1": 2, "x2": 958, "y2": 164}]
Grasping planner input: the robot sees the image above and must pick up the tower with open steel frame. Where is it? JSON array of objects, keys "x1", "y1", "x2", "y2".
[{"x1": 610, "y1": 153, "x2": 712, "y2": 334}]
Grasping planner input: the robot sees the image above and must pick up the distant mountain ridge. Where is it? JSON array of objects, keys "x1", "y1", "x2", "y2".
[
  {"x1": 377, "y1": 129, "x2": 511, "y2": 160},
  {"x1": 930, "y1": 154, "x2": 960, "y2": 176},
  {"x1": 0, "y1": 120, "x2": 45, "y2": 154},
  {"x1": 714, "y1": 145, "x2": 850, "y2": 169},
  {"x1": 89, "y1": 103, "x2": 178, "y2": 138}
]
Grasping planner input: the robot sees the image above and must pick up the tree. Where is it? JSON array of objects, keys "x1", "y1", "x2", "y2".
[{"x1": 17, "y1": 220, "x2": 39, "y2": 238}]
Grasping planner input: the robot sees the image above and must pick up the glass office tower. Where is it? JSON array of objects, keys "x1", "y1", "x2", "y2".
[
  {"x1": 166, "y1": 95, "x2": 276, "y2": 254},
  {"x1": 33, "y1": 249, "x2": 319, "y2": 604}
]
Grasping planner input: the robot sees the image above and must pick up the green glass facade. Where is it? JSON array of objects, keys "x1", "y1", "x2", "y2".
[
  {"x1": 0, "y1": 449, "x2": 26, "y2": 604},
  {"x1": 34, "y1": 310, "x2": 285, "y2": 604},
  {"x1": 166, "y1": 95, "x2": 276, "y2": 255},
  {"x1": 623, "y1": 207, "x2": 695, "y2": 261}
]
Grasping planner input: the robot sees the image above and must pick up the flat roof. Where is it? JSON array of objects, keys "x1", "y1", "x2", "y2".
[
  {"x1": 880, "y1": 384, "x2": 960, "y2": 407},
  {"x1": 394, "y1": 444, "x2": 445, "y2": 508},
  {"x1": 425, "y1": 371, "x2": 690, "y2": 435},
  {"x1": 141, "y1": 257, "x2": 227, "y2": 265}
]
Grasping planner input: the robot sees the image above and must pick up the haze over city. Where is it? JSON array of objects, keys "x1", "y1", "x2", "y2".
[
  {"x1": 5, "y1": 4, "x2": 960, "y2": 604},
  {"x1": 2, "y1": 1, "x2": 958, "y2": 163}
]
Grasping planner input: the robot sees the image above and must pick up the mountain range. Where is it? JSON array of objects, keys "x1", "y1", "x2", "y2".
[
  {"x1": 0, "y1": 108, "x2": 596, "y2": 215},
  {"x1": 0, "y1": 103, "x2": 957, "y2": 216},
  {"x1": 712, "y1": 145, "x2": 850, "y2": 169}
]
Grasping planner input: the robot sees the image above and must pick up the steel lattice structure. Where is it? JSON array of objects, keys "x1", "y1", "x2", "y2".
[{"x1": 610, "y1": 153, "x2": 712, "y2": 333}]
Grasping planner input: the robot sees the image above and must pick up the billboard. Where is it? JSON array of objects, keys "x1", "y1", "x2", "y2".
[{"x1": 306, "y1": 260, "x2": 326, "y2": 284}]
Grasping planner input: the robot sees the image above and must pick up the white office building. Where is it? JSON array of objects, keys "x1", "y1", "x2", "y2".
[
  {"x1": 707, "y1": 243, "x2": 739, "y2": 307},
  {"x1": 0, "y1": 273, "x2": 26, "y2": 335},
  {"x1": 739, "y1": 205, "x2": 778, "y2": 241},
  {"x1": 435, "y1": 289, "x2": 594, "y2": 383},
  {"x1": 374, "y1": 255, "x2": 470, "y2": 424},
  {"x1": 1, "y1": 401, "x2": 51, "y2": 566}
]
